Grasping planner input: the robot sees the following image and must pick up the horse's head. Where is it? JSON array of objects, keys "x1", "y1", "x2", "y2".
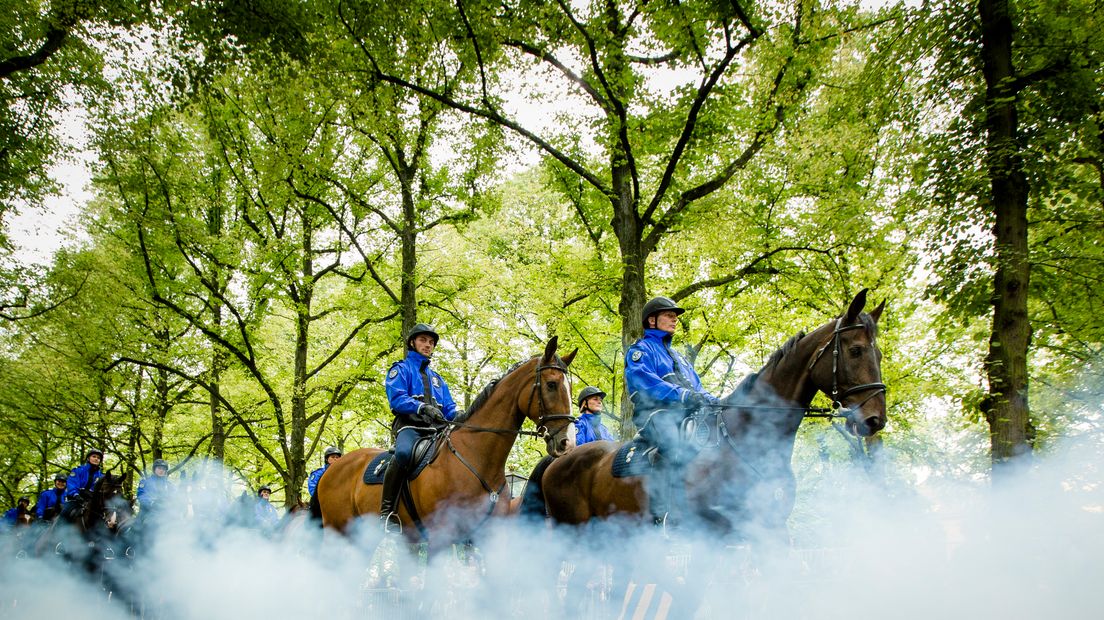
[
  {"x1": 806, "y1": 289, "x2": 887, "y2": 436},
  {"x1": 93, "y1": 472, "x2": 131, "y2": 531},
  {"x1": 519, "y1": 336, "x2": 577, "y2": 458}
]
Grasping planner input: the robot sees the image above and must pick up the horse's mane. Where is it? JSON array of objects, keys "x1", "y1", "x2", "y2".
[
  {"x1": 456, "y1": 359, "x2": 528, "y2": 423},
  {"x1": 456, "y1": 353, "x2": 569, "y2": 422},
  {"x1": 763, "y1": 330, "x2": 806, "y2": 372},
  {"x1": 761, "y1": 310, "x2": 879, "y2": 373}
]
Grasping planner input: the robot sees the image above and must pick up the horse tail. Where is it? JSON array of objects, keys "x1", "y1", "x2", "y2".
[
  {"x1": 308, "y1": 490, "x2": 323, "y2": 526},
  {"x1": 518, "y1": 455, "x2": 557, "y2": 520}
]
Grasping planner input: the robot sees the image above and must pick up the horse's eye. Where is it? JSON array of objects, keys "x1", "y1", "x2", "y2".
[
  {"x1": 546, "y1": 381, "x2": 558, "y2": 391},
  {"x1": 849, "y1": 346, "x2": 864, "y2": 358}
]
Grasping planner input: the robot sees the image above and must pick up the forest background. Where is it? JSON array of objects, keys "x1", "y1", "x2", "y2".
[{"x1": 1, "y1": 0, "x2": 1101, "y2": 529}]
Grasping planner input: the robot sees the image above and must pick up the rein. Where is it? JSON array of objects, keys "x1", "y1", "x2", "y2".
[{"x1": 439, "y1": 360, "x2": 574, "y2": 506}]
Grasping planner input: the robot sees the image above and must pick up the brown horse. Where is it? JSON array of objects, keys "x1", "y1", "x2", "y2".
[
  {"x1": 317, "y1": 337, "x2": 577, "y2": 546},
  {"x1": 533, "y1": 289, "x2": 886, "y2": 537}
]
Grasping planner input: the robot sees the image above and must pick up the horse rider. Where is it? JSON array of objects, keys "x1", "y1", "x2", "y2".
[
  {"x1": 3, "y1": 496, "x2": 32, "y2": 526},
  {"x1": 380, "y1": 323, "x2": 459, "y2": 528},
  {"x1": 137, "y1": 458, "x2": 174, "y2": 515},
  {"x1": 63, "y1": 448, "x2": 105, "y2": 503},
  {"x1": 255, "y1": 485, "x2": 280, "y2": 532},
  {"x1": 574, "y1": 386, "x2": 615, "y2": 446},
  {"x1": 307, "y1": 446, "x2": 342, "y2": 498},
  {"x1": 35, "y1": 474, "x2": 67, "y2": 521},
  {"x1": 625, "y1": 296, "x2": 719, "y2": 527}
]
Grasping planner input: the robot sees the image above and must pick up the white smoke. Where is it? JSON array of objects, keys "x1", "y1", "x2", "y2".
[{"x1": 2, "y1": 433, "x2": 1102, "y2": 619}]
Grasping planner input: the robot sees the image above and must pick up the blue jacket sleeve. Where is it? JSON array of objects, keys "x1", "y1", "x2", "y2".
[
  {"x1": 386, "y1": 363, "x2": 425, "y2": 416},
  {"x1": 137, "y1": 477, "x2": 149, "y2": 503},
  {"x1": 598, "y1": 422, "x2": 615, "y2": 441},
  {"x1": 306, "y1": 468, "x2": 324, "y2": 496},
  {"x1": 625, "y1": 345, "x2": 689, "y2": 406},
  {"x1": 64, "y1": 467, "x2": 85, "y2": 500},
  {"x1": 35, "y1": 493, "x2": 46, "y2": 518}
]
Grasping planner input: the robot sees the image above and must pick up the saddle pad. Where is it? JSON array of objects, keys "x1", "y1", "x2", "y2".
[
  {"x1": 361, "y1": 438, "x2": 438, "y2": 485},
  {"x1": 611, "y1": 439, "x2": 655, "y2": 479}
]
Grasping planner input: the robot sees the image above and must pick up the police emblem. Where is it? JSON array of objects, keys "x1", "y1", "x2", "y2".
[
  {"x1": 432, "y1": 377, "x2": 440, "y2": 388},
  {"x1": 631, "y1": 351, "x2": 643, "y2": 362},
  {"x1": 388, "y1": 368, "x2": 398, "y2": 379}
]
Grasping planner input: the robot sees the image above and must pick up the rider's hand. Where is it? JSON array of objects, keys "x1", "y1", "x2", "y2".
[
  {"x1": 684, "y1": 391, "x2": 710, "y2": 411},
  {"x1": 77, "y1": 489, "x2": 93, "y2": 501},
  {"x1": 421, "y1": 404, "x2": 446, "y2": 423}
]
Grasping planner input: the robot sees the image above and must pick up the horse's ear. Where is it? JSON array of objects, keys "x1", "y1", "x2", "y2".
[
  {"x1": 542, "y1": 336, "x2": 559, "y2": 363},
  {"x1": 561, "y1": 347, "x2": 578, "y2": 367},
  {"x1": 869, "y1": 299, "x2": 885, "y2": 324},
  {"x1": 845, "y1": 288, "x2": 869, "y2": 323}
]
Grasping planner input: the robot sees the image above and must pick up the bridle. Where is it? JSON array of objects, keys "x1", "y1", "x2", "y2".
[
  {"x1": 805, "y1": 317, "x2": 887, "y2": 417},
  {"x1": 441, "y1": 357, "x2": 575, "y2": 506},
  {"x1": 718, "y1": 315, "x2": 887, "y2": 469}
]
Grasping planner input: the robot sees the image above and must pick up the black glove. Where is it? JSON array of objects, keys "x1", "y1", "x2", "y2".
[
  {"x1": 77, "y1": 488, "x2": 93, "y2": 501},
  {"x1": 684, "y1": 392, "x2": 710, "y2": 411},
  {"x1": 421, "y1": 404, "x2": 446, "y2": 423}
]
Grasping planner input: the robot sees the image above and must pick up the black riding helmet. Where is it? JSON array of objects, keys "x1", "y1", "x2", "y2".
[
  {"x1": 406, "y1": 323, "x2": 440, "y2": 350},
  {"x1": 258, "y1": 485, "x2": 272, "y2": 496},
  {"x1": 54, "y1": 473, "x2": 67, "y2": 482},
  {"x1": 641, "y1": 296, "x2": 685, "y2": 328},
  {"x1": 577, "y1": 386, "x2": 607, "y2": 409},
  {"x1": 152, "y1": 459, "x2": 169, "y2": 472},
  {"x1": 18, "y1": 496, "x2": 29, "y2": 504},
  {"x1": 86, "y1": 448, "x2": 104, "y2": 460},
  {"x1": 323, "y1": 446, "x2": 342, "y2": 458}
]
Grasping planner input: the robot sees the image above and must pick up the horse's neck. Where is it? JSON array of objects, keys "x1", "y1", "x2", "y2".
[
  {"x1": 451, "y1": 362, "x2": 531, "y2": 476},
  {"x1": 745, "y1": 326, "x2": 830, "y2": 447}
]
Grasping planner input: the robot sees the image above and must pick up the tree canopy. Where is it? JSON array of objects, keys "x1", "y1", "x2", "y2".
[{"x1": 1, "y1": 0, "x2": 1101, "y2": 508}]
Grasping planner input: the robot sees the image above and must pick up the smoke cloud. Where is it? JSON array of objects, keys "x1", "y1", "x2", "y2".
[{"x1": 2, "y1": 433, "x2": 1102, "y2": 619}]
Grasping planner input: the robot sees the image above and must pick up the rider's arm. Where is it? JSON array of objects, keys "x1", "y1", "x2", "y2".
[
  {"x1": 625, "y1": 345, "x2": 689, "y2": 406},
  {"x1": 385, "y1": 363, "x2": 425, "y2": 416},
  {"x1": 63, "y1": 467, "x2": 83, "y2": 500}
]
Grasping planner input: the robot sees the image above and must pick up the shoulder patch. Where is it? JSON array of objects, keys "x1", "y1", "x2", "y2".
[
  {"x1": 631, "y1": 350, "x2": 643, "y2": 362},
  {"x1": 388, "y1": 368, "x2": 399, "y2": 379},
  {"x1": 432, "y1": 376, "x2": 441, "y2": 388}
]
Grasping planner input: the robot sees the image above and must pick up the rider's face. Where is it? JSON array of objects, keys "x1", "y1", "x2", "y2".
[
  {"x1": 584, "y1": 396, "x2": 603, "y2": 412},
  {"x1": 55, "y1": 480, "x2": 67, "y2": 488},
  {"x1": 651, "y1": 310, "x2": 679, "y2": 334},
  {"x1": 154, "y1": 466, "x2": 168, "y2": 477},
  {"x1": 412, "y1": 334, "x2": 436, "y2": 357},
  {"x1": 325, "y1": 454, "x2": 341, "y2": 466},
  {"x1": 88, "y1": 454, "x2": 102, "y2": 466}
]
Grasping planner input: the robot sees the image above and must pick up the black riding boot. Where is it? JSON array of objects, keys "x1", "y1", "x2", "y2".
[{"x1": 379, "y1": 459, "x2": 404, "y2": 531}]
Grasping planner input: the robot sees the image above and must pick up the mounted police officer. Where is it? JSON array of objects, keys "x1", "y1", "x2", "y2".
[
  {"x1": 306, "y1": 446, "x2": 342, "y2": 497},
  {"x1": 380, "y1": 323, "x2": 459, "y2": 528},
  {"x1": 35, "y1": 474, "x2": 67, "y2": 521},
  {"x1": 625, "y1": 296, "x2": 718, "y2": 527},
  {"x1": 255, "y1": 485, "x2": 280, "y2": 533},
  {"x1": 62, "y1": 448, "x2": 105, "y2": 518},
  {"x1": 574, "y1": 386, "x2": 615, "y2": 446},
  {"x1": 137, "y1": 458, "x2": 174, "y2": 515},
  {"x1": 3, "y1": 497, "x2": 32, "y2": 526}
]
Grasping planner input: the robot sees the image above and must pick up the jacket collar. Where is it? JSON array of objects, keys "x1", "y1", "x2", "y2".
[
  {"x1": 405, "y1": 350, "x2": 431, "y2": 365},
  {"x1": 643, "y1": 328, "x2": 673, "y2": 344}
]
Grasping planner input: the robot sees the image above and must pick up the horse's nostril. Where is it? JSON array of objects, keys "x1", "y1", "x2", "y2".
[{"x1": 866, "y1": 416, "x2": 885, "y2": 432}]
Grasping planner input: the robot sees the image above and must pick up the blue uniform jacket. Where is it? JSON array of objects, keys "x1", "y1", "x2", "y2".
[
  {"x1": 255, "y1": 498, "x2": 280, "y2": 530},
  {"x1": 306, "y1": 465, "x2": 327, "y2": 496},
  {"x1": 137, "y1": 475, "x2": 173, "y2": 508},
  {"x1": 386, "y1": 350, "x2": 458, "y2": 421},
  {"x1": 3, "y1": 507, "x2": 24, "y2": 524},
  {"x1": 574, "y1": 412, "x2": 614, "y2": 445},
  {"x1": 36, "y1": 488, "x2": 65, "y2": 519},
  {"x1": 625, "y1": 329, "x2": 718, "y2": 412},
  {"x1": 64, "y1": 463, "x2": 103, "y2": 501}
]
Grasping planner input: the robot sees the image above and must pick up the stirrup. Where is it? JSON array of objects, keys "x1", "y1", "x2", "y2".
[
  {"x1": 653, "y1": 511, "x2": 680, "y2": 537},
  {"x1": 380, "y1": 511, "x2": 402, "y2": 534}
]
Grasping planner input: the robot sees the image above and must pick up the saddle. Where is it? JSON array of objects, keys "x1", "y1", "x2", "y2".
[
  {"x1": 611, "y1": 408, "x2": 721, "y2": 479},
  {"x1": 362, "y1": 435, "x2": 442, "y2": 485}
]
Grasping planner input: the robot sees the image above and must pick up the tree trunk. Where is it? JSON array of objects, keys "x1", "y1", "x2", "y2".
[
  {"x1": 399, "y1": 165, "x2": 419, "y2": 335},
  {"x1": 978, "y1": 0, "x2": 1034, "y2": 471}
]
